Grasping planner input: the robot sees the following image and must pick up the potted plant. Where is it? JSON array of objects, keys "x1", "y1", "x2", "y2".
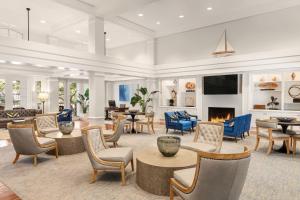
[
  {"x1": 130, "y1": 87, "x2": 159, "y2": 113},
  {"x1": 77, "y1": 88, "x2": 89, "y2": 116},
  {"x1": 267, "y1": 96, "x2": 279, "y2": 110}
]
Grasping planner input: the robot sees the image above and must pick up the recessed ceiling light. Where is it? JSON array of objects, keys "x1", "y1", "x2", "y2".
[
  {"x1": 35, "y1": 64, "x2": 44, "y2": 67},
  {"x1": 11, "y1": 61, "x2": 22, "y2": 65},
  {"x1": 179, "y1": 15, "x2": 184, "y2": 18},
  {"x1": 138, "y1": 13, "x2": 144, "y2": 17},
  {"x1": 156, "y1": 21, "x2": 161, "y2": 25},
  {"x1": 207, "y1": 7, "x2": 213, "y2": 11},
  {"x1": 57, "y1": 67, "x2": 65, "y2": 70},
  {"x1": 106, "y1": 38, "x2": 110, "y2": 41},
  {"x1": 40, "y1": 20, "x2": 46, "y2": 24},
  {"x1": 70, "y1": 68, "x2": 79, "y2": 71},
  {"x1": 0, "y1": 60, "x2": 6, "y2": 63},
  {"x1": 75, "y1": 30, "x2": 81, "y2": 34}
]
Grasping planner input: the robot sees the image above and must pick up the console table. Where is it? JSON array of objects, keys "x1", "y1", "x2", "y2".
[{"x1": 136, "y1": 148, "x2": 197, "y2": 196}]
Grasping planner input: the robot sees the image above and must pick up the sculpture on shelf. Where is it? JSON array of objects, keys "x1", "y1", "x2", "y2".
[
  {"x1": 291, "y1": 72, "x2": 296, "y2": 80},
  {"x1": 130, "y1": 87, "x2": 159, "y2": 113},
  {"x1": 267, "y1": 96, "x2": 279, "y2": 110},
  {"x1": 257, "y1": 82, "x2": 278, "y2": 90},
  {"x1": 185, "y1": 82, "x2": 195, "y2": 90},
  {"x1": 169, "y1": 89, "x2": 177, "y2": 106},
  {"x1": 288, "y1": 85, "x2": 300, "y2": 103}
]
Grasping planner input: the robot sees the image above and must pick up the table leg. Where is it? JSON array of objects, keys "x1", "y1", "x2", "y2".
[
  {"x1": 276, "y1": 124, "x2": 291, "y2": 153},
  {"x1": 131, "y1": 114, "x2": 136, "y2": 133}
]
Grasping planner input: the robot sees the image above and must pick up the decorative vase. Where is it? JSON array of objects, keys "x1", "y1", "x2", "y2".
[
  {"x1": 58, "y1": 121, "x2": 74, "y2": 135},
  {"x1": 157, "y1": 136, "x2": 181, "y2": 157},
  {"x1": 291, "y1": 72, "x2": 296, "y2": 80}
]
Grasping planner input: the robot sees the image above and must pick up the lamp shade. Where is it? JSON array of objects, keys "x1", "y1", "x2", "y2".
[{"x1": 38, "y1": 92, "x2": 49, "y2": 102}]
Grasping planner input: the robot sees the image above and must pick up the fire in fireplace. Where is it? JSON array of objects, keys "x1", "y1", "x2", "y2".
[{"x1": 208, "y1": 107, "x2": 235, "y2": 123}]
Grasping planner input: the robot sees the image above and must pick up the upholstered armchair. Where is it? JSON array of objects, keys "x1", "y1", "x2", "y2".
[
  {"x1": 7, "y1": 123, "x2": 58, "y2": 166},
  {"x1": 81, "y1": 125, "x2": 134, "y2": 185},
  {"x1": 223, "y1": 115, "x2": 245, "y2": 141},
  {"x1": 103, "y1": 119, "x2": 126, "y2": 147},
  {"x1": 170, "y1": 147, "x2": 251, "y2": 200},
  {"x1": 255, "y1": 119, "x2": 291, "y2": 155},
  {"x1": 136, "y1": 112, "x2": 155, "y2": 134},
  {"x1": 176, "y1": 111, "x2": 198, "y2": 131},
  {"x1": 181, "y1": 122, "x2": 224, "y2": 153},
  {"x1": 165, "y1": 112, "x2": 192, "y2": 135},
  {"x1": 35, "y1": 113, "x2": 59, "y2": 136}
]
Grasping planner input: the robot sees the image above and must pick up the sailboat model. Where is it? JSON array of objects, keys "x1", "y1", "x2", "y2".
[{"x1": 212, "y1": 30, "x2": 235, "y2": 56}]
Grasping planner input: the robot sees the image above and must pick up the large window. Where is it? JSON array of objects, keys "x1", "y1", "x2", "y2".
[
  {"x1": 12, "y1": 80, "x2": 21, "y2": 108},
  {"x1": 70, "y1": 82, "x2": 77, "y2": 116},
  {"x1": 0, "y1": 79, "x2": 5, "y2": 108}
]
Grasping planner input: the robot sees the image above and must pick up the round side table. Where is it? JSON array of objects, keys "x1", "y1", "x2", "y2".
[
  {"x1": 45, "y1": 130, "x2": 85, "y2": 155},
  {"x1": 136, "y1": 148, "x2": 197, "y2": 196}
]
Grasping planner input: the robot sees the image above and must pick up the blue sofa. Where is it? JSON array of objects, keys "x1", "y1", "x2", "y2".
[
  {"x1": 224, "y1": 114, "x2": 252, "y2": 141},
  {"x1": 175, "y1": 111, "x2": 198, "y2": 131},
  {"x1": 165, "y1": 112, "x2": 193, "y2": 135},
  {"x1": 58, "y1": 109, "x2": 72, "y2": 122}
]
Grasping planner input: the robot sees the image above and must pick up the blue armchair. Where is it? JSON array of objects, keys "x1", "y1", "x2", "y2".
[
  {"x1": 224, "y1": 115, "x2": 245, "y2": 141},
  {"x1": 58, "y1": 109, "x2": 72, "y2": 122},
  {"x1": 176, "y1": 111, "x2": 198, "y2": 131},
  {"x1": 165, "y1": 112, "x2": 193, "y2": 135},
  {"x1": 244, "y1": 114, "x2": 252, "y2": 137}
]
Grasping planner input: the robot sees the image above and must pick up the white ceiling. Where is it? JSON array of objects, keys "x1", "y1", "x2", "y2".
[{"x1": 1, "y1": 0, "x2": 300, "y2": 48}]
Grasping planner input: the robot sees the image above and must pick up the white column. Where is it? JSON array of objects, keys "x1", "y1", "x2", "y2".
[
  {"x1": 48, "y1": 78, "x2": 59, "y2": 113},
  {"x1": 89, "y1": 73, "x2": 105, "y2": 125},
  {"x1": 26, "y1": 78, "x2": 34, "y2": 108},
  {"x1": 88, "y1": 16, "x2": 105, "y2": 55}
]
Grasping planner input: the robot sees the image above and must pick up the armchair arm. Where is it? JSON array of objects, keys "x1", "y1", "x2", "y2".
[{"x1": 224, "y1": 118, "x2": 235, "y2": 125}]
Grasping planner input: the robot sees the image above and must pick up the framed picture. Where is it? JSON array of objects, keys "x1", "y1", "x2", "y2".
[{"x1": 119, "y1": 85, "x2": 130, "y2": 101}]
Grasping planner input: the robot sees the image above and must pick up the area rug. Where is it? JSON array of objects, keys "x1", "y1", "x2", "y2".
[
  {"x1": 0, "y1": 129, "x2": 9, "y2": 140},
  {"x1": 0, "y1": 127, "x2": 299, "y2": 200}
]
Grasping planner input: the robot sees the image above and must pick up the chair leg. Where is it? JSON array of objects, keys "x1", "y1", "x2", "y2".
[
  {"x1": 151, "y1": 124, "x2": 155, "y2": 134},
  {"x1": 12, "y1": 153, "x2": 20, "y2": 164},
  {"x1": 33, "y1": 155, "x2": 37, "y2": 166},
  {"x1": 293, "y1": 138, "x2": 297, "y2": 155},
  {"x1": 169, "y1": 184, "x2": 174, "y2": 200},
  {"x1": 131, "y1": 159, "x2": 134, "y2": 172},
  {"x1": 147, "y1": 124, "x2": 150, "y2": 134},
  {"x1": 247, "y1": 131, "x2": 250, "y2": 136},
  {"x1": 90, "y1": 169, "x2": 97, "y2": 184},
  {"x1": 121, "y1": 164, "x2": 126, "y2": 186},
  {"x1": 166, "y1": 128, "x2": 168, "y2": 134},
  {"x1": 285, "y1": 139, "x2": 290, "y2": 155},
  {"x1": 55, "y1": 145, "x2": 59, "y2": 158},
  {"x1": 235, "y1": 137, "x2": 237, "y2": 143},
  {"x1": 255, "y1": 137, "x2": 260, "y2": 151},
  {"x1": 267, "y1": 140, "x2": 273, "y2": 155}
]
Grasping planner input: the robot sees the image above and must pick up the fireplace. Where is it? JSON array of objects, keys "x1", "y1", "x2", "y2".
[{"x1": 208, "y1": 107, "x2": 235, "y2": 123}]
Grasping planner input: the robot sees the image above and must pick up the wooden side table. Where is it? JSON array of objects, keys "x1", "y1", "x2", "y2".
[{"x1": 136, "y1": 148, "x2": 197, "y2": 196}]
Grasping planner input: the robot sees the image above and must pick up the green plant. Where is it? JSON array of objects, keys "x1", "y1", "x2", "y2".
[
  {"x1": 77, "y1": 88, "x2": 89, "y2": 114},
  {"x1": 130, "y1": 87, "x2": 159, "y2": 112},
  {"x1": 267, "y1": 96, "x2": 279, "y2": 110}
]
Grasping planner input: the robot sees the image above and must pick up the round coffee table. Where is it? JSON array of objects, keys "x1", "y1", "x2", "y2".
[
  {"x1": 45, "y1": 130, "x2": 85, "y2": 155},
  {"x1": 136, "y1": 147, "x2": 197, "y2": 196}
]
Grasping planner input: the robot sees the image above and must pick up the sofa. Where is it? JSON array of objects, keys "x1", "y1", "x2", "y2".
[
  {"x1": 0, "y1": 109, "x2": 42, "y2": 128},
  {"x1": 165, "y1": 111, "x2": 194, "y2": 135},
  {"x1": 224, "y1": 114, "x2": 252, "y2": 141}
]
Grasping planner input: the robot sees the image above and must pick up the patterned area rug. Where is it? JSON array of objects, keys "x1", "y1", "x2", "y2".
[
  {"x1": 0, "y1": 129, "x2": 9, "y2": 140},
  {"x1": 0, "y1": 127, "x2": 299, "y2": 200}
]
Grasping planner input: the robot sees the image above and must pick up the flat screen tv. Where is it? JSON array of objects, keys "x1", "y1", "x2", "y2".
[{"x1": 204, "y1": 74, "x2": 238, "y2": 95}]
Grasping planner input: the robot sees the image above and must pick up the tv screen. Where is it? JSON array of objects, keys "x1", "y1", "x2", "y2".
[{"x1": 204, "y1": 74, "x2": 238, "y2": 95}]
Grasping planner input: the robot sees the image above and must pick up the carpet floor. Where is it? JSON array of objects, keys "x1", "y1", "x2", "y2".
[{"x1": 0, "y1": 127, "x2": 299, "y2": 200}]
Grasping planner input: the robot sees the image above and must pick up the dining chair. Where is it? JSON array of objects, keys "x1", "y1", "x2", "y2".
[
  {"x1": 292, "y1": 134, "x2": 300, "y2": 155},
  {"x1": 111, "y1": 112, "x2": 131, "y2": 132},
  {"x1": 7, "y1": 123, "x2": 58, "y2": 166},
  {"x1": 136, "y1": 112, "x2": 155, "y2": 134},
  {"x1": 103, "y1": 119, "x2": 126, "y2": 147},
  {"x1": 255, "y1": 119, "x2": 291, "y2": 155},
  {"x1": 170, "y1": 146, "x2": 251, "y2": 200},
  {"x1": 35, "y1": 113, "x2": 59, "y2": 136},
  {"x1": 181, "y1": 122, "x2": 224, "y2": 153},
  {"x1": 81, "y1": 125, "x2": 134, "y2": 185}
]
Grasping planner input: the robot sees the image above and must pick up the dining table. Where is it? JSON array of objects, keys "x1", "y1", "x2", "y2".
[
  {"x1": 276, "y1": 117, "x2": 300, "y2": 153},
  {"x1": 124, "y1": 111, "x2": 145, "y2": 133}
]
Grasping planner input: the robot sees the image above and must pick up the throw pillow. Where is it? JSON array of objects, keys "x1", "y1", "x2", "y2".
[{"x1": 6, "y1": 112, "x2": 20, "y2": 118}]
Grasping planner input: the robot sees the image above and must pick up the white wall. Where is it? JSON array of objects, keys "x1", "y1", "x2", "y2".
[{"x1": 155, "y1": 6, "x2": 300, "y2": 64}]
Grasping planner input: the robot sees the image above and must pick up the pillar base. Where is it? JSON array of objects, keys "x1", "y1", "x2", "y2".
[{"x1": 88, "y1": 116, "x2": 105, "y2": 125}]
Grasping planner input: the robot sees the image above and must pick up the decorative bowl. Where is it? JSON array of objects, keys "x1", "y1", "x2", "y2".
[
  {"x1": 157, "y1": 136, "x2": 181, "y2": 157},
  {"x1": 276, "y1": 117, "x2": 296, "y2": 123},
  {"x1": 58, "y1": 121, "x2": 74, "y2": 135}
]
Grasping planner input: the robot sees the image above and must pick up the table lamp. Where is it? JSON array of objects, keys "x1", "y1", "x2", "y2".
[{"x1": 38, "y1": 92, "x2": 49, "y2": 114}]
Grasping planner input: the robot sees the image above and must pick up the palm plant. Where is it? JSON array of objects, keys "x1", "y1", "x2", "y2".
[
  {"x1": 130, "y1": 87, "x2": 159, "y2": 113},
  {"x1": 77, "y1": 88, "x2": 89, "y2": 114}
]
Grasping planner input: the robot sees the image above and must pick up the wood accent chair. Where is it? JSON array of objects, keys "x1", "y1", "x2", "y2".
[
  {"x1": 255, "y1": 119, "x2": 291, "y2": 155},
  {"x1": 81, "y1": 125, "x2": 134, "y2": 185},
  {"x1": 7, "y1": 123, "x2": 58, "y2": 166},
  {"x1": 181, "y1": 122, "x2": 224, "y2": 153},
  {"x1": 170, "y1": 147, "x2": 251, "y2": 200},
  {"x1": 103, "y1": 119, "x2": 126, "y2": 147},
  {"x1": 35, "y1": 113, "x2": 59, "y2": 136},
  {"x1": 111, "y1": 112, "x2": 131, "y2": 132},
  {"x1": 292, "y1": 134, "x2": 300, "y2": 155},
  {"x1": 136, "y1": 112, "x2": 155, "y2": 134}
]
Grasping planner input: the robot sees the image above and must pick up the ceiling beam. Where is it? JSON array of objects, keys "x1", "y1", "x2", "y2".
[{"x1": 53, "y1": 0, "x2": 96, "y2": 15}]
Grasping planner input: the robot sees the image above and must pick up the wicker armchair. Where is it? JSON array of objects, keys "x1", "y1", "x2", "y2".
[
  {"x1": 181, "y1": 122, "x2": 224, "y2": 153},
  {"x1": 81, "y1": 125, "x2": 134, "y2": 185},
  {"x1": 170, "y1": 147, "x2": 251, "y2": 200},
  {"x1": 7, "y1": 123, "x2": 58, "y2": 166}
]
